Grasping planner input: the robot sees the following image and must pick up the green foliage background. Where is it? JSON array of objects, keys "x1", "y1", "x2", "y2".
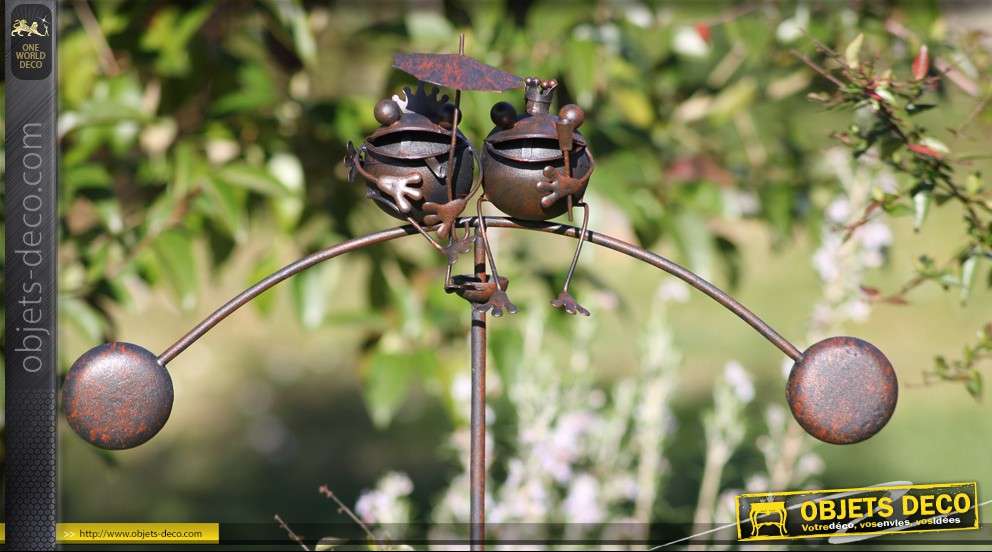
[{"x1": 1, "y1": 0, "x2": 991, "y2": 537}]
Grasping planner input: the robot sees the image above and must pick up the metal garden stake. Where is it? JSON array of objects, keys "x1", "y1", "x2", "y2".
[{"x1": 61, "y1": 39, "x2": 898, "y2": 550}]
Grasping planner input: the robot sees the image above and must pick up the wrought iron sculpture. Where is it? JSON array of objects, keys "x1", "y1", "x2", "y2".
[
  {"x1": 61, "y1": 39, "x2": 899, "y2": 549},
  {"x1": 479, "y1": 77, "x2": 596, "y2": 316}
]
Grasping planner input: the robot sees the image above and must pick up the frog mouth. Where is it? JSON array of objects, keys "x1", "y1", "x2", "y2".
[
  {"x1": 484, "y1": 138, "x2": 584, "y2": 164},
  {"x1": 365, "y1": 131, "x2": 466, "y2": 160}
]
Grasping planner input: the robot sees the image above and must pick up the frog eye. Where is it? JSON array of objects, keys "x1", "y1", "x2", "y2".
[
  {"x1": 558, "y1": 104, "x2": 585, "y2": 129},
  {"x1": 490, "y1": 101, "x2": 517, "y2": 129},
  {"x1": 374, "y1": 99, "x2": 402, "y2": 126},
  {"x1": 436, "y1": 103, "x2": 457, "y2": 128}
]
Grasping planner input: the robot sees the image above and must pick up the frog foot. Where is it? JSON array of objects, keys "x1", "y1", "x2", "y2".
[{"x1": 550, "y1": 291, "x2": 590, "y2": 316}]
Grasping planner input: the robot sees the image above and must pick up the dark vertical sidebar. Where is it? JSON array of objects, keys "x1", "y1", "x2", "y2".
[{"x1": 4, "y1": 0, "x2": 58, "y2": 549}]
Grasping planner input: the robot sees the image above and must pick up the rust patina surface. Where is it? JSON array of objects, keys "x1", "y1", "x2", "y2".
[
  {"x1": 787, "y1": 336, "x2": 898, "y2": 445},
  {"x1": 62, "y1": 342, "x2": 174, "y2": 450}
]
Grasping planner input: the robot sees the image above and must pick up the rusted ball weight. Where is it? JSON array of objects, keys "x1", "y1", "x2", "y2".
[
  {"x1": 786, "y1": 336, "x2": 897, "y2": 445},
  {"x1": 62, "y1": 342, "x2": 174, "y2": 450}
]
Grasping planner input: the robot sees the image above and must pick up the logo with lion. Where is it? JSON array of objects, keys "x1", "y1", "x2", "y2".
[{"x1": 10, "y1": 18, "x2": 49, "y2": 37}]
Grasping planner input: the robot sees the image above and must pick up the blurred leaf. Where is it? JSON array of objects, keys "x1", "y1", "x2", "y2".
[
  {"x1": 760, "y1": 184, "x2": 795, "y2": 240},
  {"x1": 707, "y1": 78, "x2": 756, "y2": 123},
  {"x1": 405, "y1": 12, "x2": 453, "y2": 47},
  {"x1": 913, "y1": 189, "x2": 931, "y2": 231},
  {"x1": 144, "y1": 194, "x2": 180, "y2": 237},
  {"x1": 200, "y1": 177, "x2": 248, "y2": 241},
  {"x1": 141, "y1": 4, "x2": 213, "y2": 76},
  {"x1": 670, "y1": 210, "x2": 714, "y2": 280},
  {"x1": 61, "y1": 297, "x2": 107, "y2": 344},
  {"x1": 249, "y1": 254, "x2": 282, "y2": 316},
  {"x1": 363, "y1": 349, "x2": 437, "y2": 428},
  {"x1": 612, "y1": 88, "x2": 654, "y2": 127},
  {"x1": 715, "y1": 236, "x2": 742, "y2": 289},
  {"x1": 64, "y1": 164, "x2": 112, "y2": 194},
  {"x1": 845, "y1": 33, "x2": 864, "y2": 68},
  {"x1": 267, "y1": 153, "x2": 305, "y2": 231},
  {"x1": 216, "y1": 163, "x2": 287, "y2": 195},
  {"x1": 173, "y1": 141, "x2": 199, "y2": 197},
  {"x1": 290, "y1": 264, "x2": 330, "y2": 330},
  {"x1": 960, "y1": 255, "x2": 978, "y2": 303},
  {"x1": 966, "y1": 370, "x2": 982, "y2": 399},
  {"x1": 213, "y1": 64, "x2": 278, "y2": 114},
  {"x1": 264, "y1": 0, "x2": 317, "y2": 67},
  {"x1": 565, "y1": 39, "x2": 598, "y2": 105},
  {"x1": 150, "y1": 230, "x2": 198, "y2": 310}
]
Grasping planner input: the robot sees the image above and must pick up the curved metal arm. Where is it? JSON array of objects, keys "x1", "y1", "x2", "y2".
[
  {"x1": 157, "y1": 217, "x2": 801, "y2": 365},
  {"x1": 157, "y1": 225, "x2": 422, "y2": 364}
]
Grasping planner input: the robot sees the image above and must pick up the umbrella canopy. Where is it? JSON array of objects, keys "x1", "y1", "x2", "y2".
[{"x1": 393, "y1": 53, "x2": 522, "y2": 91}]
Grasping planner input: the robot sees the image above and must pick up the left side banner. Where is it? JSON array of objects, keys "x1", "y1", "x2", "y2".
[{"x1": 4, "y1": 0, "x2": 58, "y2": 549}]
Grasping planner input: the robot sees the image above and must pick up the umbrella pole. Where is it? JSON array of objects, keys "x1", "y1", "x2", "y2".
[
  {"x1": 445, "y1": 34, "x2": 466, "y2": 203},
  {"x1": 446, "y1": 89, "x2": 460, "y2": 203}
]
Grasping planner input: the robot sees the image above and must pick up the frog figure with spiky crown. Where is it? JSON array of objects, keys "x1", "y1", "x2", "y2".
[{"x1": 346, "y1": 83, "x2": 476, "y2": 258}]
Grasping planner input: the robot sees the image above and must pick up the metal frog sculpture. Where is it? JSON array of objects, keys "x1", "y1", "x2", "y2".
[
  {"x1": 60, "y1": 40, "x2": 901, "y2": 549},
  {"x1": 346, "y1": 84, "x2": 477, "y2": 261},
  {"x1": 477, "y1": 77, "x2": 596, "y2": 316},
  {"x1": 345, "y1": 43, "x2": 599, "y2": 316}
]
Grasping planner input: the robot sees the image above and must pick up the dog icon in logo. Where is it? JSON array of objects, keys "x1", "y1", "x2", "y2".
[
  {"x1": 749, "y1": 501, "x2": 788, "y2": 537},
  {"x1": 10, "y1": 18, "x2": 49, "y2": 37}
]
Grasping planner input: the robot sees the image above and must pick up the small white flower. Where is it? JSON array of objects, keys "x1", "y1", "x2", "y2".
[
  {"x1": 812, "y1": 237, "x2": 841, "y2": 282},
  {"x1": 452, "y1": 372, "x2": 472, "y2": 405},
  {"x1": 875, "y1": 171, "x2": 899, "y2": 194},
  {"x1": 206, "y1": 138, "x2": 240, "y2": 165},
  {"x1": 380, "y1": 472, "x2": 414, "y2": 497},
  {"x1": 844, "y1": 299, "x2": 871, "y2": 322},
  {"x1": 776, "y1": 5, "x2": 810, "y2": 44},
  {"x1": 723, "y1": 361, "x2": 754, "y2": 403},
  {"x1": 673, "y1": 26, "x2": 709, "y2": 58},
  {"x1": 139, "y1": 118, "x2": 177, "y2": 155},
  {"x1": 658, "y1": 280, "x2": 690, "y2": 304},
  {"x1": 354, "y1": 472, "x2": 412, "y2": 525},
  {"x1": 826, "y1": 198, "x2": 851, "y2": 224},
  {"x1": 725, "y1": 189, "x2": 761, "y2": 217},
  {"x1": 563, "y1": 473, "x2": 605, "y2": 524},
  {"x1": 765, "y1": 403, "x2": 787, "y2": 432},
  {"x1": 858, "y1": 220, "x2": 892, "y2": 251},
  {"x1": 797, "y1": 453, "x2": 825, "y2": 478},
  {"x1": 746, "y1": 474, "x2": 770, "y2": 492},
  {"x1": 624, "y1": 5, "x2": 654, "y2": 28}
]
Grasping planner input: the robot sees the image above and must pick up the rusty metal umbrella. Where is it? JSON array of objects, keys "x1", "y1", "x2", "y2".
[
  {"x1": 393, "y1": 50, "x2": 523, "y2": 92},
  {"x1": 393, "y1": 36, "x2": 522, "y2": 202}
]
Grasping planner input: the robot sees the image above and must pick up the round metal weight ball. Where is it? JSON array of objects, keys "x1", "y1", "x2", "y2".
[
  {"x1": 786, "y1": 336, "x2": 897, "y2": 445},
  {"x1": 373, "y1": 99, "x2": 402, "y2": 126},
  {"x1": 62, "y1": 342, "x2": 174, "y2": 450}
]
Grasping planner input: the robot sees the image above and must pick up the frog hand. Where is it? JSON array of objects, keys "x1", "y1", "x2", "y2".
[
  {"x1": 536, "y1": 166, "x2": 584, "y2": 208},
  {"x1": 376, "y1": 173, "x2": 423, "y2": 213},
  {"x1": 423, "y1": 197, "x2": 468, "y2": 239}
]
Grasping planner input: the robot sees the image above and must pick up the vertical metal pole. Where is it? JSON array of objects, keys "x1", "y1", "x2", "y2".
[{"x1": 469, "y1": 231, "x2": 487, "y2": 550}]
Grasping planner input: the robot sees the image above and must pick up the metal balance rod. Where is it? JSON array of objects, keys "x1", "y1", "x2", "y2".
[{"x1": 60, "y1": 217, "x2": 899, "y2": 550}]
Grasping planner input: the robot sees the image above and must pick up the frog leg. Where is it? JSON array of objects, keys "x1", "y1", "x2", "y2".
[{"x1": 550, "y1": 201, "x2": 591, "y2": 316}]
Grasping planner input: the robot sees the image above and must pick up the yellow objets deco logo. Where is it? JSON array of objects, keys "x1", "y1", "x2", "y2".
[{"x1": 736, "y1": 482, "x2": 979, "y2": 542}]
